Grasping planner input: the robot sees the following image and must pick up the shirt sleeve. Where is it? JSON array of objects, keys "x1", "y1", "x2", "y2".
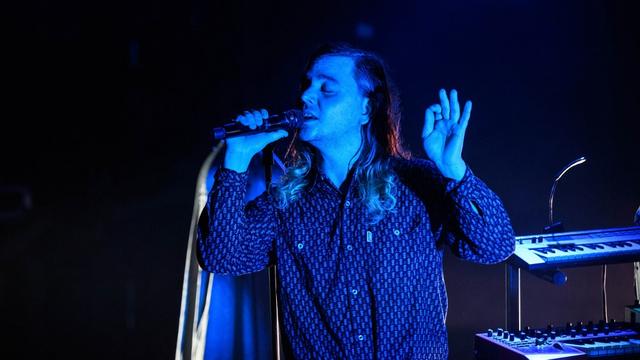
[
  {"x1": 196, "y1": 167, "x2": 279, "y2": 275},
  {"x1": 439, "y1": 166, "x2": 516, "y2": 264}
]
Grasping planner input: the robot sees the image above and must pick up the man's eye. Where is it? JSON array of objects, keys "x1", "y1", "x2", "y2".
[{"x1": 321, "y1": 85, "x2": 336, "y2": 93}]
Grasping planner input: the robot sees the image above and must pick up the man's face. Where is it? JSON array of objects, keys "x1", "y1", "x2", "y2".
[{"x1": 300, "y1": 55, "x2": 369, "y2": 147}]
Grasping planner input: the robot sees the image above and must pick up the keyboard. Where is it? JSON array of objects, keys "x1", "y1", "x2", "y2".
[{"x1": 508, "y1": 226, "x2": 640, "y2": 270}]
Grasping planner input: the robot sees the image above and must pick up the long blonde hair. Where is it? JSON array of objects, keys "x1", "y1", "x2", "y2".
[{"x1": 271, "y1": 43, "x2": 410, "y2": 224}]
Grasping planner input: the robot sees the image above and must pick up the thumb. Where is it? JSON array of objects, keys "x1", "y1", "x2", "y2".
[
  {"x1": 271, "y1": 130, "x2": 289, "y2": 140},
  {"x1": 261, "y1": 130, "x2": 288, "y2": 146}
]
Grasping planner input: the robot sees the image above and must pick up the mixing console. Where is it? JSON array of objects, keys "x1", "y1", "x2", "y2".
[{"x1": 474, "y1": 320, "x2": 640, "y2": 359}]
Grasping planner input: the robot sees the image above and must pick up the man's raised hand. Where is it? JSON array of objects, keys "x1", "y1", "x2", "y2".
[{"x1": 422, "y1": 89, "x2": 472, "y2": 181}]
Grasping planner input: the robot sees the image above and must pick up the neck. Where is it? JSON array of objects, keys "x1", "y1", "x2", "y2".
[{"x1": 316, "y1": 136, "x2": 362, "y2": 189}]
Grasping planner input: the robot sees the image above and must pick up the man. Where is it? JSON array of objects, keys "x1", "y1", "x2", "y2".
[{"x1": 197, "y1": 43, "x2": 515, "y2": 359}]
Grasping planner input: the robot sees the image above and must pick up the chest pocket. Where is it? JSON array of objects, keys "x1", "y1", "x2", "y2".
[
  {"x1": 375, "y1": 206, "x2": 424, "y2": 242},
  {"x1": 368, "y1": 210, "x2": 427, "y2": 277}
]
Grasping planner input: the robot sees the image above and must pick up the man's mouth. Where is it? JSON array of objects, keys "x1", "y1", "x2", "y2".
[{"x1": 303, "y1": 111, "x2": 318, "y2": 120}]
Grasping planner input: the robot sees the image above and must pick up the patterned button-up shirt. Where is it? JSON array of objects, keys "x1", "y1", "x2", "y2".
[{"x1": 197, "y1": 157, "x2": 515, "y2": 359}]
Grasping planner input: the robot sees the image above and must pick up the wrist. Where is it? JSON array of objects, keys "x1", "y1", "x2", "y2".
[
  {"x1": 437, "y1": 161, "x2": 466, "y2": 181},
  {"x1": 224, "y1": 149, "x2": 253, "y2": 173}
]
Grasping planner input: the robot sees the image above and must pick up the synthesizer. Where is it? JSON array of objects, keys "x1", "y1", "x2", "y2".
[
  {"x1": 475, "y1": 320, "x2": 640, "y2": 359},
  {"x1": 508, "y1": 226, "x2": 640, "y2": 271}
]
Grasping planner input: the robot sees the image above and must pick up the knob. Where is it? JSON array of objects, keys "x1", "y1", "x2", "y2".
[
  {"x1": 550, "y1": 330, "x2": 557, "y2": 339},
  {"x1": 509, "y1": 334, "x2": 515, "y2": 342},
  {"x1": 487, "y1": 329, "x2": 493, "y2": 337},
  {"x1": 497, "y1": 328, "x2": 503, "y2": 337},
  {"x1": 581, "y1": 327, "x2": 588, "y2": 336},
  {"x1": 535, "y1": 337, "x2": 544, "y2": 346},
  {"x1": 570, "y1": 329, "x2": 577, "y2": 338},
  {"x1": 503, "y1": 331, "x2": 510, "y2": 339},
  {"x1": 603, "y1": 325, "x2": 610, "y2": 335},
  {"x1": 519, "y1": 331, "x2": 527, "y2": 340}
]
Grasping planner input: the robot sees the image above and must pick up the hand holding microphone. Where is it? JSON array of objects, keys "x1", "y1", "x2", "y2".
[{"x1": 222, "y1": 109, "x2": 297, "y2": 173}]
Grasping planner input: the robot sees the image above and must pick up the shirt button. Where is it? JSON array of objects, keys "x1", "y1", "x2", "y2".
[
  {"x1": 393, "y1": 229, "x2": 400, "y2": 236},
  {"x1": 351, "y1": 288, "x2": 358, "y2": 295},
  {"x1": 366, "y1": 231, "x2": 373, "y2": 243},
  {"x1": 358, "y1": 335, "x2": 364, "y2": 341},
  {"x1": 297, "y1": 243, "x2": 304, "y2": 250},
  {"x1": 346, "y1": 245, "x2": 353, "y2": 251},
  {"x1": 345, "y1": 200, "x2": 351, "y2": 207}
]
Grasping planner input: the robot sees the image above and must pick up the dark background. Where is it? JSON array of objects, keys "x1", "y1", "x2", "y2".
[{"x1": 3, "y1": 0, "x2": 639, "y2": 358}]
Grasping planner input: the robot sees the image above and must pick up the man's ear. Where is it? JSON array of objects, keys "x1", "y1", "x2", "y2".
[{"x1": 361, "y1": 98, "x2": 371, "y2": 124}]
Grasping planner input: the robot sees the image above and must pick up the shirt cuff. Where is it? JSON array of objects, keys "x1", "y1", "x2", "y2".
[
  {"x1": 215, "y1": 167, "x2": 250, "y2": 188},
  {"x1": 444, "y1": 166, "x2": 474, "y2": 195}
]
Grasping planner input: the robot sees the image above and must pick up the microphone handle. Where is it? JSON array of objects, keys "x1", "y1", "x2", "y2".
[{"x1": 212, "y1": 110, "x2": 302, "y2": 140}]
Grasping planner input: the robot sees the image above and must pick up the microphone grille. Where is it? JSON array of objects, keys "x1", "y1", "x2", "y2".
[{"x1": 283, "y1": 109, "x2": 304, "y2": 128}]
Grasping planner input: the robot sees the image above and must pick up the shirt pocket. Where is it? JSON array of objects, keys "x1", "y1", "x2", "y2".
[{"x1": 373, "y1": 213, "x2": 426, "y2": 283}]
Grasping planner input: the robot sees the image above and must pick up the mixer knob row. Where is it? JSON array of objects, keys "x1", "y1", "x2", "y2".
[{"x1": 486, "y1": 320, "x2": 617, "y2": 341}]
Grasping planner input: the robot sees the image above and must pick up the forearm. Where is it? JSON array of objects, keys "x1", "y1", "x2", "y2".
[
  {"x1": 196, "y1": 168, "x2": 276, "y2": 275},
  {"x1": 443, "y1": 168, "x2": 515, "y2": 264},
  {"x1": 223, "y1": 147, "x2": 254, "y2": 173}
]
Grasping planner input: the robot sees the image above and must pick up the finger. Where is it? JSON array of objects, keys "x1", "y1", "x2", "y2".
[
  {"x1": 439, "y1": 89, "x2": 450, "y2": 119},
  {"x1": 243, "y1": 111, "x2": 256, "y2": 129},
  {"x1": 423, "y1": 104, "x2": 440, "y2": 138},
  {"x1": 260, "y1": 108, "x2": 269, "y2": 119},
  {"x1": 459, "y1": 100, "x2": 472, "y2": 130},
  {"x1": 450, "y1": 89, "x2": 460, "y2": 123},
  {"x1": 268, "y1": 130, "x2": 288, "y2": 142},
  {"x1": 251, "y1": 110, "x2": 263, "y2": 126},
  {"x1": 236, "y1": 114, "x2": 249, "y2": 127}
]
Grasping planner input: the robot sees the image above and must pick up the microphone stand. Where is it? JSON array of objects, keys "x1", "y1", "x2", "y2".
[
  {"x1": 263, "y1": 143, "x2": 282, "y2": 360},
  {"x1": 531, "y1": 156, "x2": 587, "y2": 288},
  {"x1": 546, "y1": 156, "x2": 587, "y2": 233},
  {"x1": 634, "y1": 206, "x2": 640, "y2": 306}
]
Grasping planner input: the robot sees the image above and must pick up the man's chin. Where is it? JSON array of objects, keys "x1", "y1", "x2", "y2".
[{"x1": 299, "y1": 128, "x2": 314, "y2": 142}]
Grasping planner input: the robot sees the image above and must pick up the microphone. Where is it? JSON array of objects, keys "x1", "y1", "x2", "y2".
[{"x1": 212, "y1": 109, "x2": 304, "y2": 140}]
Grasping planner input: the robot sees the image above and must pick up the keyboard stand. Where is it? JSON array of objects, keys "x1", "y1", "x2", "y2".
[{"x1": 505, "y1": 263, "x2": 521, "y2": 331}]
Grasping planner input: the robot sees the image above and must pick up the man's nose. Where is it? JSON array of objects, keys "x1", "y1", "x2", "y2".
[{"x1": 301, "y1": 90, "x2": 316, "y2": 106}]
